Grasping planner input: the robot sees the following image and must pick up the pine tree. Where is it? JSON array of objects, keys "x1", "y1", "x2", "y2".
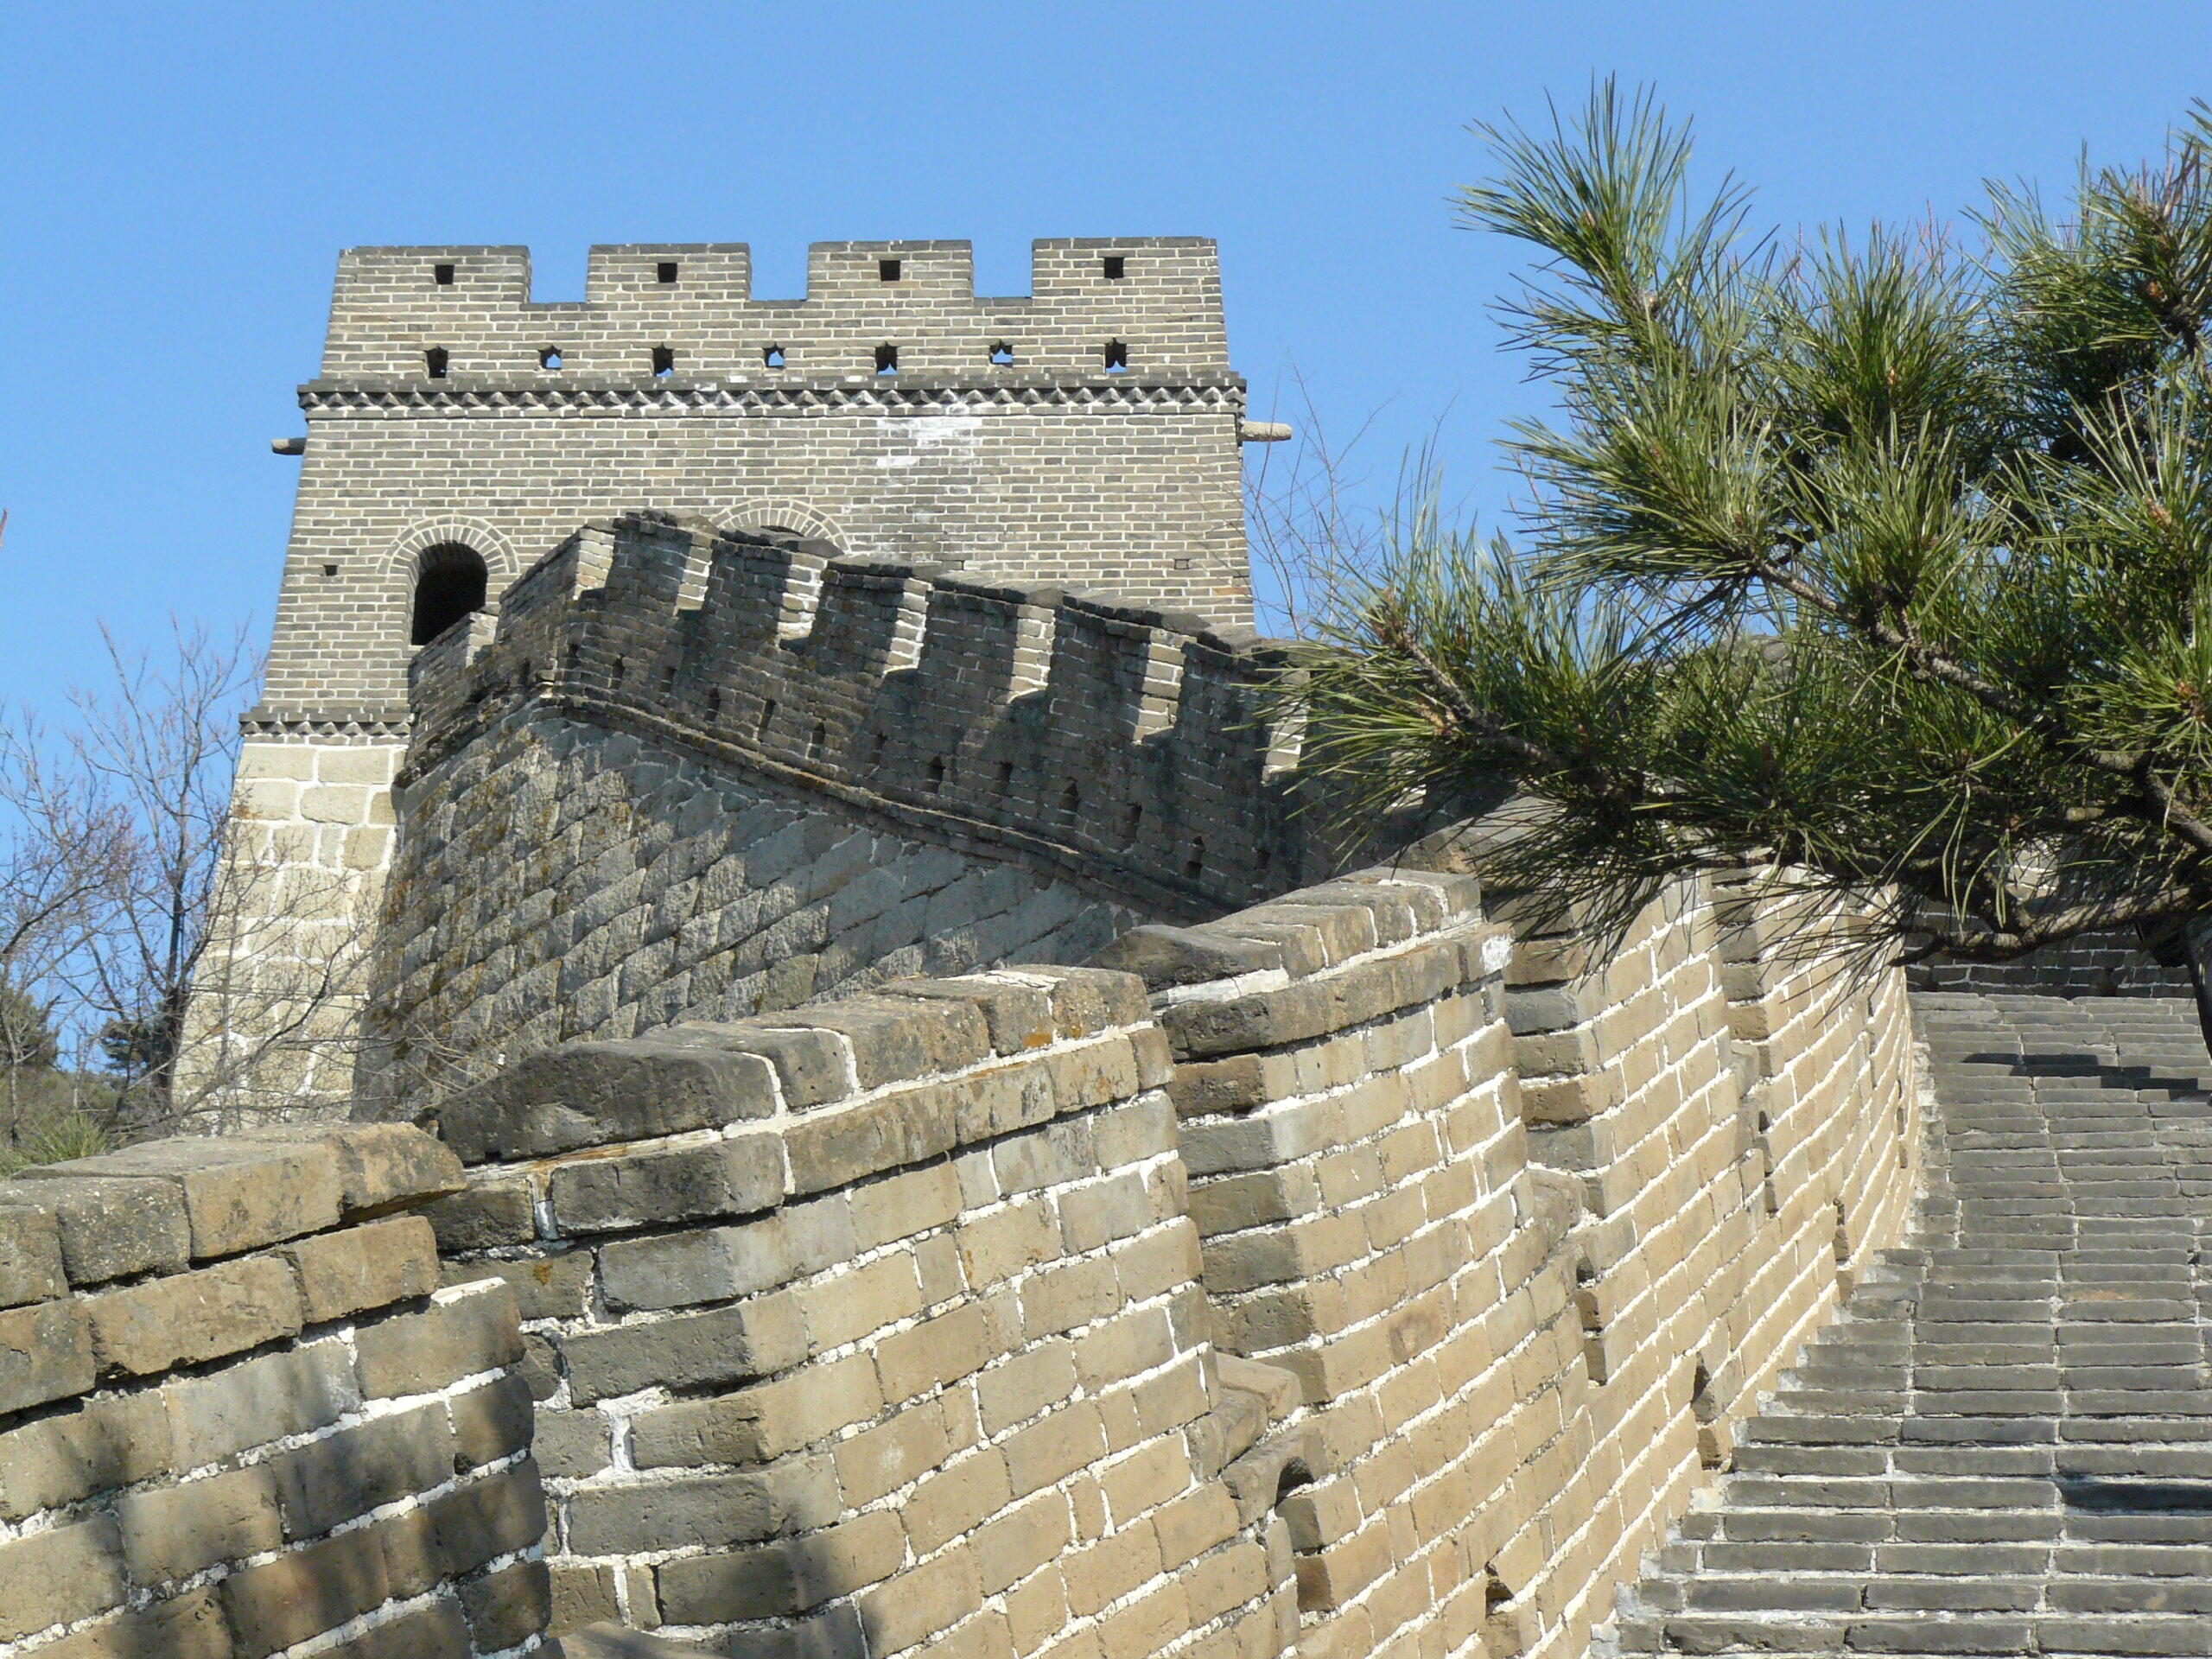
[{"x1": 1299, "y1": 85, "x2": 2212, "y2": 1035}]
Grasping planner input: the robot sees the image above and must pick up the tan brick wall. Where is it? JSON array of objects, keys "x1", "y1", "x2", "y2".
[
  {"x1": 114, "y1": 849, "x2": 1923, "y2": 1658},
  {"x1": 0, "y1": 1126, "x2": 546, "y2": 1659},
  {"x1": 172, "y1": 732, "x2": 405, "y2": 1122},
  {"x1": 426, "y1": 964, "x2": 1301, "y2": 1659},
  {"x1": 1095, "y1": 858, "x2": 1922, "y2": 1659}
]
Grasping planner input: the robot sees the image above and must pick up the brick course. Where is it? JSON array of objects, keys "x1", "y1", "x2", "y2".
[{"x1": 0, "y1": 1125, "x2": 542, "y2": 1659}]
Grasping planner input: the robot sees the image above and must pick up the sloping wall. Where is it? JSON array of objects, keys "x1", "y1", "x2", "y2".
[
  {"x1": 366, "y1": 510, "x2": 1319, "y2": 1116},
  {"x1": 400, "y1": 859, "x2": 1921, "y2": 1658},
  {"x1": 24, "y1": 857, "x2": 1925, "y2": 1659}
]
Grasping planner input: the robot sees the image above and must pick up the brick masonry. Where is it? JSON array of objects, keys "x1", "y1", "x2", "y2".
[
  {"x1": 423, "y1": 960, "x2": 1301, "y2": 1659},
  {"x1": 30, "y1": 849, "x2": 1928, "y2": 1657},
  {"x1": 403, "y1": 853, "x2": 1920, "y2": 1657},
  {"x1": 275, "y1": 236, "x2": 1253, "y2": 727},
  {"x1": 193, "y1": 234, "x2": 1274, "y2": 1117},
  {"x1": 0, "y1": 1122, "x2": 554, "y2": 1659},
  {"x1": 356, "y1": 511, "x2": 1316, "y2": 1117},
  {"x1": 1603, "y1": 992, "x2": 2212, "y2": 1656}
]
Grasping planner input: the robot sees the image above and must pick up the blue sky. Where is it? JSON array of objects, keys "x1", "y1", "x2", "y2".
[{"x1": 1, "y1": 3, "x2": 2207, "y2": 702}]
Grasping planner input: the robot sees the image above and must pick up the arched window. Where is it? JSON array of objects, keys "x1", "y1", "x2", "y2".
[{"x1": 410, "y1": 543, "x2": 488, "y2": 646}]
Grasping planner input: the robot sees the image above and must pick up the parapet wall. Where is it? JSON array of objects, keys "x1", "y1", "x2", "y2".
[
  {"x1": 410, "y1": 512, "x2": 1306, "y2": 913},
  {"x1": 393, "y1": 854, "x2": 1920, "y2": 1658},
  {"x1": 13, "y1": 855, "x2": 1923, "y2": 1657},
  {"x1": 422, "y1": 963, "x2": 1300, "y2": 1658},
  {"x1": 318, "y1": 239, "x2": 1230, "y2": 383},
  {"x1": 369, "y1": 512, "x2": 1314, "y2": 1107},
  {"x1": 0, "y1": 1124, "x2": 547, "y2": 1659}
]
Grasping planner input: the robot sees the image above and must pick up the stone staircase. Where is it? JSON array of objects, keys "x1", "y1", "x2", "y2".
[{"x1": 1600, "y1": 993, "x2": 2212, "y2": 1656}]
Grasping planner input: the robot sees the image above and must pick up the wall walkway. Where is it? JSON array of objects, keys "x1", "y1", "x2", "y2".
[{"x1": 1605, "y1": 993, "x2": 2212, "y2": 1656}]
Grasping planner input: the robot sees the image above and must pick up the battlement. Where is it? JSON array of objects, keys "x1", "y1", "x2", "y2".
[
  {"x1": 316, "y1": 237, "x2": 1230, "y2": 385},
  {"x1": 404, "y1": 512, "x2": 1305, "y2": 912}
]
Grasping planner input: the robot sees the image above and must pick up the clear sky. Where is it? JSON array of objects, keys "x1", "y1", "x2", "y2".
[{"x1": 0, "y1": 3, "x2": 2207, "y2": 702}]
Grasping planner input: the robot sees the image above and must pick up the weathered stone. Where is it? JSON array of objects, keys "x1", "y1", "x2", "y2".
[
  {"x1": 462, "y1": 1558, "x2": 553, "y2": 1652},
  {"x1": 555, "y1": 1623, "x2": 725, "y2": 1659},
  {"x1": 0, "y1": 1516, "x2": 124, "y2": 1642},
  {"x1": 1088, "y1": 924, "x2": 1287, "y2": 988},
  {"x1": 440, "y1": 1038, "x2": 779, "y2": 1162},
  {"x1": 785, "y1": 1087, "x2": 965, "y2": 1195},
  {"x1": 548, "y1": 1133, "x2": 784, "y2": 1234},
  {"x1": 0, "y1": 1295, "x2": 94, "y2": 1414},
  {"x1": 0, "y1": 1174, "x2": 189, "y2": 1285},
  {"x1": 549, "y1": 1564, "x2": 622, "y2": 1638},
  {"x1": 292, "y1": 1122, "x2": 466, "y2": 1217},
  {"x1": 563, "y1": 1294, "x2": 807, "y2": 1404},
  {"x1": 165, "y1": 1339, "x2": 358, "y2": 1468},
  {"x1": 423, "y1": 1175, "x2": 537, "y2": 1251},
  {"x1": 219, "y1": 1526, "x2": 389, "y2": 1654},
  {"x1": 81, "y1": 1254, "x2": 302, "y2": 1376},
  {"x1": 353, "y1": 1281, "x2": 522, "y2": 1397},
  {"x1": 565, "y1": 1459, "x2": 837, "y2": 1554},
  {"x1": 441, "y1": 1247, "x2": 593, "y2": 1319},
  {"x1": 24, "y1": 1137, "x2": 342, "y2": 1259},
  {"x1": 29, "y1": 1588, "x2": 230, "y2": 1659},
  {"x1": 667, "y1": 1021, "x2": 847, "y2": 1108},
  {"x1": 1159, "y1": 941, "x2": 1461, "y2": 1058},
  {"x1": 781, "y1": 995, "x2": 992, "y2": 1090},
  {"x1": 0, "y1": 1389, "x2": 172, "y2": 1519},
  {"x1": 335, "y1": 1597, "x2": 474, "y2": 1659},
  {"x1": 115, "y1": 1465, "x2": 283, "y2": 1584},
  {"x1": 654, "y1": 1516, "x2": 905, "y2": 1622},
  {"x1": 451, "y1": 1371, "x2": 536, "y2": 1468},
  {"x1": 882, "y1": 974, "x2": 1058, "y2": 1054},
  {"x1": 281, "y1": 1214, "x2": 440, "y2": 1323},
  {"x1": 0, "y1": 1204, "x2": 64, "y2": 1307},
  {"x1": 418, "y1": 1460, "x2": 548, "y2": 1574},
  {"x1": 598, "y1": 1216, "x2": 793, "y2": 1312},
  {"x1": 536, "y1": 1405, "x2": 614, "y2": 1479},
  {"x1": 267, "y1": 1402, "x2": 454, "y2": 1538}
]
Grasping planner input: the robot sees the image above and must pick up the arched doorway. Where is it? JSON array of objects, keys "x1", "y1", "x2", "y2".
[{"x1": 410, "y1": 543, "x2": 488, "y2": 646}]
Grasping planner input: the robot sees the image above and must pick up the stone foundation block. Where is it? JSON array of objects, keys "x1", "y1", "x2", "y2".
[
  {"x1": 354, "y1": 1281, "x2": 523, "y2": 1397},
  {"x1": 440, "y1": 1037, "x2": 780, "y2": 1162},
  {"x1": 0, "y1": 1204, "x2": 64, "y2": 1307},
  {"x1": 281, "y1": 1213, "x2": 440, "y2": 1322}
]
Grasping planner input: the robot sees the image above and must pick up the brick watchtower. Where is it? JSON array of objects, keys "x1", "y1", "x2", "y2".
[{"x1": 192, "y1": 238, "x2": 1265, "y2": 1114}]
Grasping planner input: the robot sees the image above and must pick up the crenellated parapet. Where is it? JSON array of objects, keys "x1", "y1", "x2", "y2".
[
  {"x1": 404, "y1": 511, "x2": 1311, "y2": 917},
  {"x1": 314, "y1": 238, "x2": 1230, "y2": 385}
]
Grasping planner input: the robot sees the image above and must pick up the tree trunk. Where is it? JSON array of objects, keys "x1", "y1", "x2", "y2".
[{"x1": 2182, "y1": 918, "x2": 2212, "y2": 1059}]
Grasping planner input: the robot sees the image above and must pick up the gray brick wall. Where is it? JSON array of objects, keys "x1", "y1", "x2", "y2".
[
  {"x1": 266, "y1": 237, "x2": 1253, "y2": 722},
  {"x1": 368, "y1": 709, "x2": 1144, "y2": 1115}
]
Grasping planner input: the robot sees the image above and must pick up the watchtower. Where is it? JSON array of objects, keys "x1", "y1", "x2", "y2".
[
  {"x1": 192, "y1": 237, "x2": 1267, "y2": 1114},
  {"x1": 264, "y1": 236, "x2": 1253, "y2": 728}
]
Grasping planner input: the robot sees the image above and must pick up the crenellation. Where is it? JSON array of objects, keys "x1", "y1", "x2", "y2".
[
  {"x1": 321, "y1": 237, "x2": 1229, "y2": 384},
  {"x1": 403, "y1": 513, "x2": 1307, "y2": 925}
]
